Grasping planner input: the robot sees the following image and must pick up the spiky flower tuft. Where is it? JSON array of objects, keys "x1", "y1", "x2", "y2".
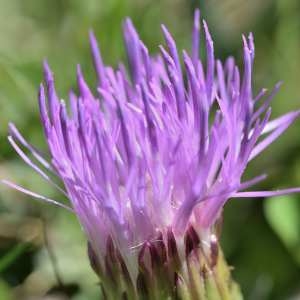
[{"x1": 4, "y1": 9, "x2": 300, "y2": 300}]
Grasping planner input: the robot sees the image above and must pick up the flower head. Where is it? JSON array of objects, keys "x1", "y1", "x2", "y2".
[{"x1": 4, "y1": 9, "x2": 300, "y2": 299}]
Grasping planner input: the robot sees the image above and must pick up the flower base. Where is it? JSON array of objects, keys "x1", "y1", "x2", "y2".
[{"x1": 88, "y1": 226, "x2": 243, "y2": 300}]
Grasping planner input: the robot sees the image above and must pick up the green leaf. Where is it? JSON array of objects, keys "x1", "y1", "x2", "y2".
[
  {"x1": 0, "y1": 280, "x2": 13, "y2": 300},
  {"x1": 0, "y1": 243, "x2": 29, "y2": 273},
  {"x1": 264, "y1": 195, "x2": 300, "y2": 262}
]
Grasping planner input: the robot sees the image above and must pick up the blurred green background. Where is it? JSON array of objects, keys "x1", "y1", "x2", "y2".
[{"x1": 0, "y1": 0, "x2": 300, "y2": 299}]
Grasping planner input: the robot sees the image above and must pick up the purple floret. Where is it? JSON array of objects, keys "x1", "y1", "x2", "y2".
[{"x1": 4, "y1": 10, "x2": 300, "y2": 273}]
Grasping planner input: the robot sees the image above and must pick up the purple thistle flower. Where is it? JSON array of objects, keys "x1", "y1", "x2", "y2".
[{"x1": 4, "y1": 9, "x2": 300, "y2": 299}]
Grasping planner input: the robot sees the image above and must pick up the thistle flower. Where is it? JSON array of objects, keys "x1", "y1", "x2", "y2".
[{"x1": 4, "y1": 9, "x2": 300, "y2": 300}]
